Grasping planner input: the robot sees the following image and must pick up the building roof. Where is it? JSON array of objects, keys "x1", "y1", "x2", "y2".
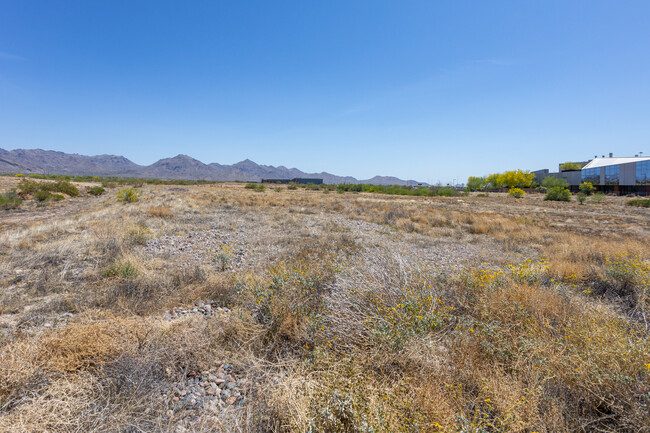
[{"x1": 582, "y1": 156, "x2": 650, "y2": 169}]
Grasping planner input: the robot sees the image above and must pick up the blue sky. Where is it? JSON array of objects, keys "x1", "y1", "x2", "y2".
[{"x1": 1, "y1": 1, "x2": 649, "y2": 183}]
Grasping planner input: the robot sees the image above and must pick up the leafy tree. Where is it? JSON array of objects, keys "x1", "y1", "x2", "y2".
[
  {"x1": 485, "y1": 173, "x2": 501, "y2": 188},
  {"x1": 499, "y1": 170, "x2": 534, "y2": 188},
  {"x1": 542, "y1": 176, "x2": 568, "y2": 188},
  {"x1": 483, "y1": 170, "x2": 534, "y2": 188},
  {"x1": 560, "y1": 162, "x2": 583, "y2": 171},
  {"x1": 466, "y1": 176, "x2": 486, "y2": 191}
]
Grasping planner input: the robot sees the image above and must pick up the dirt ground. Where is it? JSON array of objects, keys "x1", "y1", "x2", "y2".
[{"x1": 0, "y1": 179, "x2": 649, "y2": 432}]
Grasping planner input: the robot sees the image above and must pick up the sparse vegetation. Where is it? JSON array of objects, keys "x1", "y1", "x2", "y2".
[
  {"x1": 0, "y1": 191, "x2": 22, "y2": 209},
  {"x1": 0, "y1": 179, "x2": 648, "y2": 432},
  {"x1": 245, "y1": 183, "x2": 266, "y2": 192},
  {"x1": 591, "y1": 192, "x2": 607, "y2": 203},
  {"x1": 628, "y1": 198, "x2": 650, "y2": 208}
]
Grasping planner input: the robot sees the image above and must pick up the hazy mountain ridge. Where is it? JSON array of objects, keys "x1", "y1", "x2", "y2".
[{"x1": 0, "y1": 148, "x2": 424, "y2": 185}]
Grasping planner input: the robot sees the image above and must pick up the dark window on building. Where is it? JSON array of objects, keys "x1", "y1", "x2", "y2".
[
  {"x1": 604, "y1": 165, "x2": 619, "y2": 185},
  {"x1": 582, "y1": 167, "x2": 600, "y2": 184},
  {"x1": 637, "y1": 160, "x2": 650, "y2": 185}
]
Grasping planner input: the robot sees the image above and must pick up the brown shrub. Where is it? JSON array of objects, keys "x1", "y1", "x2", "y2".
[{"x1": 147, "y1": 206, "x2": 174, "y2": 218}]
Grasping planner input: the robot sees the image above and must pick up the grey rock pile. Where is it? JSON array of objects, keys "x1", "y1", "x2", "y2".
[
  {"x1": 162, "y1": 302, "x2": 230, "y2": 321},
  {"x1": 161, "y1": 363, "x2": 249, "y2": 430}
]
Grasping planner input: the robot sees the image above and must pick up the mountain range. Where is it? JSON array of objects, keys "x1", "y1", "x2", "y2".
[{"x1": 0, "y1": 148, "x2": 424, "y2": 185}]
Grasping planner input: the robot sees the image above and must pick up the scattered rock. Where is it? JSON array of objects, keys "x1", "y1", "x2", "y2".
[{"x1": 161, "y1": 363, "x2": 247, "y2": 429}]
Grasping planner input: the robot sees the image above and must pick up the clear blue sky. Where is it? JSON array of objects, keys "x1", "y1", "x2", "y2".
[{"x1": 1, "y1": 1, "x2": 649, "y2": 183}]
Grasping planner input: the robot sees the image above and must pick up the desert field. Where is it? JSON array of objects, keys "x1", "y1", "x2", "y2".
[{"x1": 1, "y1": 178, "x2": 649, "y2": 432}]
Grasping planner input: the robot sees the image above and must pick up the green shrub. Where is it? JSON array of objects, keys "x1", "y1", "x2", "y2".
[
  {"x1": 0, "y1": 191, "x2": 22, "y2": 209},
  {"x1": 34, "y1": 190, "x2": 53, "y2": 202},
  {"x1": 245, "y1": 183, "x2": 266, "y2": 192},
  {"x1": 476, "y1": 193, "x2": 489, "y2": 197},
  {"x1": 13, "y1": 173, "x2": 24, "y2": 178},
  {"x1": 88, "y1": 186, "x2": 106, "y2": 196},
  {"x1": 544, "y1": 186, "x2": 571, "y2": 202},
  {"x1": 17, "y1": 179, "x2": 79, "y2": 199},
  {"x1": 117, "y1": 188, "x2": 139, "y2": 203},
  {"x1": 578, "y1": 182, "x2": 595, "y2": 195},
  {"x1": 287, "y1": 184, "x2": 298, "y2": 190},
  {"x1": 577, "y1": 192, "x2": 587, "y2": 205},
  {"x1": 102, "y1": 181, "x2": 118, "y2": 189},
  {"x1": 52, "y1": 194, "x2": 65, "y2": 201},
  {"x1": 591, "y1": 192, "x2": 606, "y2": 203},
  {"x1": 508, "y1": 188, "x2": 525, "y2": 198},
  {"x1": 542, "y1": 177, "x2": 568, "y2": 188},
  {"x1": 126, "y1": 224, "x2": 150, "y2": 245},
  {"x1": 627, "y1": 199, "x2": 650, "y2": 208},
  {"x1": 104, "y1": 260, "x2": 139, "y2": 279},
  {"x1": 47, "y1": 181, "x2": 80, "y2": 197},
  {"x1": 273, "y1": 187, "x2": 282, "y2": 192},
  {"x1": 17, "y1": 179, "x2": 41, "y2": 197}
]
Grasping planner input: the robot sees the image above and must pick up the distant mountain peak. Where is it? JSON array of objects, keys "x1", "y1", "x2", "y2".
[{"x1": 0, "y1": 147, "x2": 424, "y2": 185}]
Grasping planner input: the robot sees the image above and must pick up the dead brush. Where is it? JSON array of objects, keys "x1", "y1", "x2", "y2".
[
  {"x1": 442, "y1": 268, "x2": 650, "y2": 432},
  {"x1": 37, "y1": 315, "x2": 146, "y2": 373},
  {"x1": 147, "y1": 205, "x2": 174, "y2": 218}
]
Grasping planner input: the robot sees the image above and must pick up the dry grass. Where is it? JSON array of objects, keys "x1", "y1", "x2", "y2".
[
  {"x1": 0, "y1": 179, "x2": 649, "y2": 431},
  {"x1": 148, "y1": 205, "x2": 175, "y2": 218}
]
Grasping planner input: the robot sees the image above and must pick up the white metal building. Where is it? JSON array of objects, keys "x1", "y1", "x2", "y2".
[{"x1": 581, "y1": 156, "x2": 650, "y2": 186}]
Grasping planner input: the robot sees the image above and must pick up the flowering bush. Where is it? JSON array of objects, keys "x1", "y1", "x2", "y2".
[
  {"x1": 508, "y1": 188, "x2": 525, "y2": 198},
  {"x1": 116, "y1": 187, "x2": 139, "y2": 203}
]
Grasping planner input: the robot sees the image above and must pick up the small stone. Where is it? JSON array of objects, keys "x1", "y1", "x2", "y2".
[
  {"x1": 226, "y1": 381, "x2": 237, "y2": 390},
  {"x1": 180, "y1": 390, "x2": 187, "y2": 397},
  {"x1": 221, "y1": 389, "x2": 232, "y2": 400},
  {"x1": 172, "y1": 397, "x2": 180, "y2": 402},
  {"x1": 227, "y1": 396, "x2": 237, "y2": 405},
  {"x1": 166, "y1": 409, "x2": 174, "y2": 417}
]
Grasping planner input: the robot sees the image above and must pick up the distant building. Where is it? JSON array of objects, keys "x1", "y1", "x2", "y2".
[
  {"x1": 261, "y1": 177, "x2": 323, "y2": 185},
  {"x1": 581, "y1": 155, "x2": 650, "y2": 193},
  {"x1": 535, "y1": 153, "x2": 650, "y2": 195}
]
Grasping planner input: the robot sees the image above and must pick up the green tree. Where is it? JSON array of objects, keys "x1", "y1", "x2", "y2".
[
  {"x1": 485, "y1": 173, "x2": 501, "y2": 188},
  {"x1": 466, "y1": 176, "x2": 486, "y2": 191},
  {"x1": 542, "y1": 176, "x2": 568, "y2": 188},
  {"x1": 560, "y1": 162, "x2": 583, "y2": 171}
]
